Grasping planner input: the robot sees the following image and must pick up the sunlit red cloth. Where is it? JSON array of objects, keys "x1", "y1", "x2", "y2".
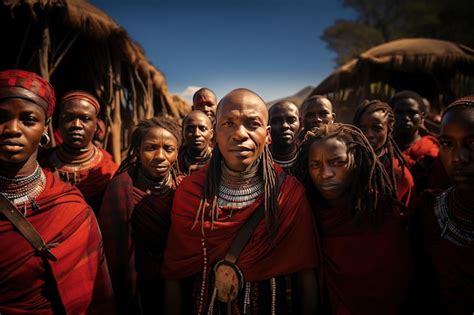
[
  {"x1": 0, "y1": 69, "x2": 56, "y2": 118},
  {"x1": 403, "y1": 135, "x2": 439, "y2": 167},
  {"x1": 98, "y1": 170, "x2": 180, "y2": 314},
  {"x1": 39, "y1": 147, "x2": 118, "y2": 213},
  {"x1": 0, "y1": 170, "x2": 115, "y2": 314},
  {"x1": 413, "y1": 191, "x2": 474, "y2": 315},
  {"x1": 381, "y1": 156, "x2": 415, "y2": 208},
  {"x1": 311, "y1": 196, "x2": 413, "y2": 315},
  {"x1": 162, "y1": 164, "x2": 319, "y2": 281}
]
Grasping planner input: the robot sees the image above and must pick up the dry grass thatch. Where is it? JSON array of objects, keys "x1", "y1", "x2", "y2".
[
  {"x1": 310, "y1": 38, "x2": 474, "y2": 123},
  {"x1": 1, "y1": 0, "x2": 190, "y2": 162}
]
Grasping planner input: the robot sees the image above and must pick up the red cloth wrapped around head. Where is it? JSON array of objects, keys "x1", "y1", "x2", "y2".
[
  {"x1": 60, "y1": 90, "x2": 101, "y2": 114},
  {"x1": 0, "y1": 69, "x2": 56, "y2": 118}
]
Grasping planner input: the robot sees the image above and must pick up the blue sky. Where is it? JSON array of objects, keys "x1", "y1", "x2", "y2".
[{"x1": 91, "y1": 0, "x2": 355, "y2": 102}]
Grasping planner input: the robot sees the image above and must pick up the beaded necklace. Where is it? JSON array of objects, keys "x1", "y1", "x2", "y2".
[
  {"x1": 218, "y1": 161, "x2": 263, "y2": 210},
  {"x1": 0, "y1": 163, "x2": 46, "y2": 215},
  {"x1": 271, "y1": 145, "x2": 299, "y2": 169},
  {"x1": 135, "y1": 169, "x2": 172, "y2": 197}
]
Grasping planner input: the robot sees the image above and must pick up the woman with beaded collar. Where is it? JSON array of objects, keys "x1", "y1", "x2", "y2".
[
  {"x1": 99, "y1": 117, "x2": 183, "y2": 315},
  {"x1": 413, "y1": 96, "x2": 474, "y2": 314},
  {"x1": 0, "y1": 69, "x2": 114, "y2": 314},
  {"x1": 39, "y1": 91, "x2": 118, "y2": 214}
]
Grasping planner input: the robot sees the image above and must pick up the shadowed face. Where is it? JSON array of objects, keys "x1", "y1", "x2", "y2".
[
  {"x1": 301, "y1": 97, "x2": 335, "y2": 131},
  {"x1": 139, "y1": 127, "x2": 178, "y2": 180},
  {"x1": 59, "y1": 99, "x2": 98, "y2": 150},
  {"x1": 216, "y1": 90, "x2": 269, "y2": 172},
  {"x1": 183, "y1": 111, "x2": 213, "y2": 153},
  {"x1": 193, "y1": 90, "x2": 217, "y2": 122},
  {"x1": 438, "y1": 108, "x2": 474, "y2": 193},
  {"x1": 0, "y1": 97, "x2": 47, "y2": 174},
  {"x1": 308, "y1": 137, "x2": 353, "y2": 202},
  {"x1": 269, "y1": 102, "x2": 300, "y2": 147},
  {"x1": 393, "y1": 98, "x2": 423, "y2": 136},
  {"x1": 359, "y1": 110, "x2": 389, "y2": 154}
]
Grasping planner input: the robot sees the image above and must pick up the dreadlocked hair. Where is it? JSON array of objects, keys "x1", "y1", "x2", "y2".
[
  {"x1": 442, "y1": 95, "x2": 474, "y2": 118},
  {"x1": 193, "y1": 145, "x2": 279, "y2": 237},
  {"x1": 353, "y1": 99, "x2": 407, "y2": 198},
  {"x1": 117, "y1": 116, "x2": 182, "y2": 184},
  {"x1": 292, "y1": 123, "x2": 396, "y2": 225}
]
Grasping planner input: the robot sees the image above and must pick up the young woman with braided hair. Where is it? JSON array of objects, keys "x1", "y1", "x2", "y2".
[
  {"x1": 353, "y1": 99, "x2": 415, "y2": 207},
  {"x1": 292, "y1": 123, "x2": 414, "y2": 315},
  {"x1": 414, "y1": 96, "x2": 474, "y2": 315},
  {"x1": 99, "y1": 117, "x2": 183, "y2": 315},
  {"x1": 162, "y1": 89, "x2": 319, "y2": 314}
]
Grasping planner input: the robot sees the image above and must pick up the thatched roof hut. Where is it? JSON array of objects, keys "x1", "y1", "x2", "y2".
[
  {"x1": 0, "y1": 0, "x2": 190, "y2": 162},
  {"x1": 310, "y1": 38, "x2": 474, "y2": 123}
]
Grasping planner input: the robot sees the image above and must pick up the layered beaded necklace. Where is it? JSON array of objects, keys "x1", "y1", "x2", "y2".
[
  {"x1": 135, "y1": 169, "x2": 172, "y2": 197},
  {"x1": 0, "y1": 163, "x2": 46, "y2": 215},
  {"x1": 218, "y1": 161, "x2": 263, "y2": 209},
  {"x1": 271, "y1": 145, "x2": 299, "y2": 170}
]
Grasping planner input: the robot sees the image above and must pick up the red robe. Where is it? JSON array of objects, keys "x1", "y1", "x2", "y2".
[
  {"x1": 311, "y1": 197, "x2": 413, "y2": 315},
  {"x1": 0, "y1": 170, "x2": 115, "y2": 314},
  {"x1": 98, "y1": 170, "x2": 179, "y2": 314},
  {"x1": 414, "y1": 191, "x2": 474, "y2": 314},
  {"x1": 162, "y1": 164, "x2": 319, "y2": 288},
  {"x1": 39, "y1": 147, "x2": 118, "y2": 213},
  {"x1": 403, "y1": 135, "x2": 439, "y2": 168},
  {"x1": 382, "y1": 156, "x2": 415, "y2": 208}
]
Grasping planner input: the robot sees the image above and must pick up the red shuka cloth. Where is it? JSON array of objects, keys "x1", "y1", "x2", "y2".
[
  {"x1": 312, "y1": 198, "x2": 413, "y2": 315},
  {"x1": 98, "y1": 170, "x2": 177, "y2": 314},
  {"x1": 385, "y1": 157, "x2": 415, "y2": 208},
  {"x1": 0, "y1": 170, "x2": 115, "y2": 315},
  {"x1": 162, "y1": 165, "x2": 319, "y2": 281},
  {"x1": 39, "y1": 147, "x2": 118, "y2": 213},
  {"x1": 414, "y1": 191, "x2": 474, "y2": 315},
  {"x1": 403, "y1": 135, "x2": 439, "y2": 167}
]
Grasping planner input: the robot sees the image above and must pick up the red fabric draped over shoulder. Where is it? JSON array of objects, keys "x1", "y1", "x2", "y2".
[
  {"x1": 0, "y1": 170, "x2": 115, "y2": 315},
  {"x1": 403, "y1": 135, "x2": 439, "y2": 167},
  {"x1": 161, "y1": 165, "x2": 319, "y2": 282}
]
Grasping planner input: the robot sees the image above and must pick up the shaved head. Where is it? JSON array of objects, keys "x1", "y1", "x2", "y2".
[
  {"x1": 217, "y1": 88, "x2": 268, "y2": 124},
  {"x1": 269, "y1": 100, "x2": 299, "y2": 117},
  {"x1": 183, "y1": 109, "x2": 212, "y2": 126}
]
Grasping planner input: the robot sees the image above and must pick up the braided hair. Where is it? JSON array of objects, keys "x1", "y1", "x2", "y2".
[
  {"x1": 118, "y1": 116, "x2": 182, "y2": 184},
  {"x1": 353, "y1": 99, "x2": 407, "y2": 198},
  {"x1": 292, "y1": 123, "x2": 395, "y2": 224}
]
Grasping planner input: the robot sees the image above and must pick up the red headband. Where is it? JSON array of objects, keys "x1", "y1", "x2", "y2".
[
  {"x1": 0, "y1": 69, "x2": 56, "y2": 118},
  {"x1": 60, "y1": 91, "x2": 100, "y2": 113}
]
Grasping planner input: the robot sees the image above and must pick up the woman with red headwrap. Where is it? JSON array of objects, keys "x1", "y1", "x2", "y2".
[
  {"x1": 0, "y1": 70, "x2": 114, "y2": 314},
  {"x1": 39, "y1": 90, "x2": 118, "y2": 214}
]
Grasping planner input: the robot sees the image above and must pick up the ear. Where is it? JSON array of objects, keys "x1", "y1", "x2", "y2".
[
  {"x1": 331, "y1": 113, "x2": 336, "y2": 123},
  {"x1": 266, "y1": 125, "x2": 271, "y2": 145}
]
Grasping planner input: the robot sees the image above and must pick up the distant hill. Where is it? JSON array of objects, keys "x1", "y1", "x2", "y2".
[{"x1": 267, "y1": 86, "x2": 315, "y2": 108}]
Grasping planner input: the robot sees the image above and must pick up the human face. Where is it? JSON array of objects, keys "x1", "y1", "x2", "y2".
[
  {"x1": 302, "y1": 98, "x2": 335, "y2": 131},
  {"x1": 308, "y1": 137, "x2": 353, "y2": 203},
  {"x1": 269, "y1": 104, "x2": 300, "y2": 147},
  {"x1": 393, "y1": 98, "x2": 423, "y2": 136},
  {"x1": 183, "y1": 112, "x2": 213, "y2": 153},
  {"x1": 139, "y1": 127, "x2": 178, "y2": 180},
  {"x1": 0, "y1": 97, "x2": 47, "y2": 175},
  {"x1": 193, "y1": 91, "x2": 217, "y2": 121},
  {"x1": 438, "y1": 108, "x2": 474, "y2": 193},
  {"x1": 216, "y1": 92, "x2": 269, "y2": 172},
  {"x1": 359, "y1": 110, "x2": 389, "y2": 154},
  {"x1": 59, "y1": 99, "x2": 97, "y2": 150}
]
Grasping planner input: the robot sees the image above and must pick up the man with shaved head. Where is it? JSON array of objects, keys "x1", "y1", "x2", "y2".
[
  {"x1": 269, "y1": 100, "x2": 300, "y2": 172},
  {"x1": 163, "y1": 88, "x2": 319, "y2": 314},
  {"x1": 300, "y1": 95, "x2": 335, "y2": 138},
  {"x1": 192, "y1": 88, "x2": 218, "y2": 123},
  {"x1": 179, "y1": 110, "x2": 214, "y2": 174}
]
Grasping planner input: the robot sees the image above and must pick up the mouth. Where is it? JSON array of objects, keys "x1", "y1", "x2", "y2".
[
  {"x1": 280, "y1": 133, "x2": 293, "y2": 140},
  {"x1": 318, "y1": 183, "x2": 339, "y2": 191},
  {"x1": 0, "y1": 141, "x2": 24, "y2": 153}
]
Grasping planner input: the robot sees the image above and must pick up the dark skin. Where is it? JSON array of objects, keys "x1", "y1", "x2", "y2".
[
  {"x1": 164, "y1": 89, "x2": 318, "y2": 314},
  {"x1": 438, "y1": 107, "x2": 474, "y2": 200},
  {"x1": 269, "y1": 101, "x2": 300, "y2": 156},
  {"x1": 0, "y1": 97, "x2": 47, "y2": 176},
  {"x1": 182, "y1": 110, "x2": 213, "y2": 157},
  {"x1": 192, "y1": 89, "x2": 218, "y2": 122},
  {"x1": 301, "y1": 96, "x2": 335, "y2": 132},
  {"x1": 358, "y1": 110, "x2": 390, "y2": 155},
  {"x1": 392, "y1": 97, "x2": 424, "y2": 152}
]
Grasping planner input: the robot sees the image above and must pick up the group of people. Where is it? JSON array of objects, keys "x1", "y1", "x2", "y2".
[{"x1": 0, "y1": 68, "x2": 472, "y2": 315}]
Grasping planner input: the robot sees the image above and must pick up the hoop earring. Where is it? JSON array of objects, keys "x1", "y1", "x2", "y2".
[{"x1": 39, "y1": 133, "x2": 51, "y2": 148}]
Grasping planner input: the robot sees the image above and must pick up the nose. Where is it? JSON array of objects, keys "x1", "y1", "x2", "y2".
[
  {"x1": 2, "y1": 119, "x2": 21, "y2": 137},
  {"x1": 319, "y1": 163, "x2": 334, "y2": 180},
  {"x1": 153, "y1": 148, "x2": 165, "y2": 162},
  {"x1": 452, "y1": 144, "x2": 470, "y2": 165},
  {"x1": 232, "y1": 124, "x2": 249, "y2": 141},
  {"x1": 191, "y1": 127, "x2": 199, "y2": 137},
  {"x1": 72, "y1": 118, "x2": 81, "y2": 128},
  {"x1": 281, "y1": 121, "x2": 290, "y2": 130}
]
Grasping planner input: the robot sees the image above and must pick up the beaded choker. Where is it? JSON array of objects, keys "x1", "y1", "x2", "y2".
[
  {"x1": 435, "y1": 186, "x2": 474, "y2": 248},
  {"x1": 0, "y1": 163, "x2": 46, "y2": 214},
  {"x1": 218, "y1": 161, "x2": 263, "y2": 209},
  {"x1": 271, "y1": 145, "x2": 299, "y2": 169},
  {"x1": 135, "y1": 169, "x2": 172, "y2": 196}
]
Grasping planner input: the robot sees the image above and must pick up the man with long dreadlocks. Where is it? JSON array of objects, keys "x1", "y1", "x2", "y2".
[
  {"x1": 99, "y1": 117, "x2": 183, "y2": 314},
  {"x1": 353, "y1": 99, "x2": 415, "y2": 208},
  {"x1": 413, "y1": 96, "x2": 474, "y2": 315},
  {"x1": 178, "y1": 110, "x2": 214, "y2": 174},
  {"x1": 162, "y1": 88, "x2": 319, "y2": 314},
  {"x1": 268, "y1": 100, "x2": 301, "y2": 172},
  {"x1": 292, "y1": 123, "x2": 413, "y2": 315}
]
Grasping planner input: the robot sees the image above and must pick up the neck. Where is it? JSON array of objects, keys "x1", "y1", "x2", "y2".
[
  {"x1": 186, "y1": 146, "x2": 211, "y2": 160},
  {"x1": 0, "y1": 157, "x2": 38, "y2": 177},
  {"x1": 322, "y1": 195, "x2": 350, "y2": 209},
  {"x1": 270, "y1": 142, "x2": 297, "y2": 158},
  {"x1": 394, "y1": 131, "x2": 420, "y2": 151},
  {"x1": 59, "y1": 143, "x2": 95, "y2": 162}
]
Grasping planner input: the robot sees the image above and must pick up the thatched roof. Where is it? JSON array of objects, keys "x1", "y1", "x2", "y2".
[
  {"x1": 311, "y1": 38, "x2": 474, "y2": 122},
  {"x1": 1, "y1": 0, "x2": 190, "y2": 161}
]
